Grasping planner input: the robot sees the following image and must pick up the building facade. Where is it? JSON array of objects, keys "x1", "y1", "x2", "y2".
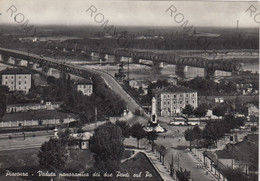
[
  {"x1": 153, "y1": 86, "x2": 197, "y2": 117},
  {"x1": 76, "y1": 79, "x2": 93, "y2": 96},
  {"x1": 6, "y1": 102, "x2": 61, "y2": 113},
  {"x1": 0, "y1": 68, "x2": 32, "y2": 94}
]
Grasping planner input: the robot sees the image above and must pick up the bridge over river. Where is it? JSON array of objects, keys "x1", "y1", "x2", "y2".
[
  {"x1": 0, "y1": 47, "x2": 148, "y2": 117},
  {"x1": 50, "y1": 45, "x2": 243, "y2": 78}
]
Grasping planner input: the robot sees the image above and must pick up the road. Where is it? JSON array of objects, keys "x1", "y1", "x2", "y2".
[
  {"x1": 0, "y1": 48, "x2": 214, "y2": 180},
  {"x1": 0, "y1": 47, "x2": 148, "y2": 117},
  {"x1": 151, "y1": 117, "x2": 217, "y2": 181}
]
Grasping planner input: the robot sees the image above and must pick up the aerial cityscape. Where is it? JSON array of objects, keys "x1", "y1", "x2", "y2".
[{"x1": 0, "y1": 1, "x2": 259, "y2": 181}]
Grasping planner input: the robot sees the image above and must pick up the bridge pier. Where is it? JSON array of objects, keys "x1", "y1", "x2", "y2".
[
  {"x1": 0, "y1": 54, "x2": 9, "y2": 62},
  {"x1": 91, "y1": 52, "x2": 100, "y2": 61},
  {"x1": 99, "y1": 53, "x2": 108, "y2": 62},
  {"x1": 120, "y1": 56, "x2": 132, "y2": 63},
  {"x1": 14, "y1": 59, "x2": 22, "y2": 66},
  {"x1": 175, "y1": 65, "x2": 188, "y2": 77},
  {"x1": 204, "y1": 68, "x2": 215, "y2": 79},
  {"x1": 159, "y1": 62, "x2": 164, "y2": 68},
  {"x1": 8, "y1": 57, "x2": 16, "y2": 64}
]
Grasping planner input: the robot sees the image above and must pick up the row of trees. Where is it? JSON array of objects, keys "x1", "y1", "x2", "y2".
[
  {"x1": 0, "y1": 86, "x2": 8, "y2": 118},
  {"x1": 178, "y1": 77, "x2": 259, "y2": 96},
  {"x1": 184, "y1": 115, "x2": 247, "y2": 149}
]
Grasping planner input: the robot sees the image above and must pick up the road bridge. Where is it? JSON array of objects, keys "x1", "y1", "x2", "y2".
[{"x1": 0, "y1": 47, "x2": 148, "y2": 117}]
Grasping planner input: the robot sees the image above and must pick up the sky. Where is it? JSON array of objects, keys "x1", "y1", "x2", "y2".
[{"x1": 0, "y1": 0, "x2": 259, "y2": 28}]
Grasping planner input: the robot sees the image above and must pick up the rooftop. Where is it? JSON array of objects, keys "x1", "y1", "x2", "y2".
[
  {"x1": 76, "y1": 78, "x2": 93, "y2": 85},
  {"x1": 0, "y1": 68, "x2": 31, "y2": 75},
  {"x1": 153, "y1": 85, "x2": 196, "y2": 94}
]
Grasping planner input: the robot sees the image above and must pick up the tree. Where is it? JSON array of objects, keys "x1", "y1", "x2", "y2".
[
  {"x1": 89, "y1": 122, "x2": 124, "y2": 173},
  {"x1": 115, "y1": 120, "x2": 130, "y2": 141},
  {"x1": 176, "y1": 168, "x2": 191, "y2": 181},
  {"x1": 213, "y1": 105, "x2": 226, "y2": 117},
  {"x1": 202, "y1": 122, "x2": 224, "y2": 147},
  {"x1": 192, "y1": 126, "x2": 202, "y2": 147},
  {"x1": 0, "y1": 86, "x2": 8, "y2": 118},
  {"x1": 146, "y1": 130, "x2": 158, "y2": 151},
  {"x1": 130, "y1": 123, "x2": 146, "y2": 149},
  {"x1": 57, "y1": 128, "x2": 71, "y2": 145},
  {"x1": 251, "y1": 126, "x2": 257, "y2": 133},
  {"x1": 38, "y1": 138, "x2": 68, "y2": 171},
  {"x1": 182, "y1": 104, "x2": 194, "y2": 117},
  {"x1": 184, "y1": 128, "x2": 194, "y2": 151},
  {"x1": 194, "y1": 104, "x2": 207, "y2": 118}
]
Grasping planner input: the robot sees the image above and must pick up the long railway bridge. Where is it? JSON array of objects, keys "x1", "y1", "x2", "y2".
[
  {"x1": 0, "y1": 46, "x2": 242, "y2": 79},
  {"x1": 48, "y1": 45, "x2": 243, "y2": 78}
]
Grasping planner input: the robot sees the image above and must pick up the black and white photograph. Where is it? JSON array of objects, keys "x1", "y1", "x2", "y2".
[{"x1": 0, "y1": 0, "x2": 259, "y2": 180}]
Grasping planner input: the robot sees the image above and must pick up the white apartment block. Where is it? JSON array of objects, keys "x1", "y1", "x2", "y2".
[
  {"x1": 153, "y1": 86, "x2": 197, "y2": 117},
  {"x1": 0, "y1": 68, "x2": 32, "y2": 94},
  {"x1": 76, "y1": 79, "x2": 93, "y2": 96}
]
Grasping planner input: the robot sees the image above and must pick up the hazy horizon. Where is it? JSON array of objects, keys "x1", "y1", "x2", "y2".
[{"x1": 0, "y1": 0, "x2": 259, "y2": 28}]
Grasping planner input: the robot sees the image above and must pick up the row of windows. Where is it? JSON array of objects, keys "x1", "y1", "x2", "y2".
[
  {"x1": 9, "y1": 86, "x2": 27, "y2": 90},
  {"x1": 78, "y1": 85, "x2": 92, "y2": 89},
  {"x1": 163, "y1": 100, "x2": 195, "y2": 105},
  {"x1": 5, "y1": 81, "x2": 27, "y2": 85},
  {"x1": 5, "y1": 75, "x2": 27, "y2": 79},
  {"x1": 163, "y1": 93, "x2": 196, "y2": 99}
]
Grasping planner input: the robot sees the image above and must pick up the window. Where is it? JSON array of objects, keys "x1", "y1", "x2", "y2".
[
  {"x1": 186, "y1": 94, "x2": 189, "y2": 97},
  {"x1": 192, "y1": 93, "x2": 195, "y2": 97},
  {"x1": 180, "y1": 94, "x2": 183, "y2": 97},
  {"x1": 5, "y1": 76, "x2": 7, "y2": 79},
  {"x1": 25, "y1": 76, "x2": 27, "y2": 78},
  {"x1": 164, "y1": 95, "x2": 166, "y2": 98},
  {"x1": 19, "y1": 81, "x2": 21, "y2": 85},
  {"x1": 19, "y1": 76, "x2": 21, "y2": 79},
  {"x1": 11, "y1": 76, "x2": 13, "y2": 79},
  {"x1": 11, "y1": 81, "x2": 13, "y2": 84},
  {"x1": 180, "y1": 101, "x2": 182, "y2": 104},
  {"x1": 173, "y1": 101, "x2": 176, "y2": 104},
  {"x1": 173, "y1": 107, "x2": 176, "y2": 110},
  {"x1": 192, "y1": 100, "x2": 195, "y2": 104},
  {"x1": 24, "y1": 81, "x2": 26, "y2": 84},
  {"x1": 173, "y1": 94, "x2": 176, "y2": 98},
  {"x1": 168, "y1": 94, "x2": 170, "y2": 98},
  {"x1": 186, "y1": 101, "x2": 189, "y2": 104},
  {"x1": 168, "y1": 101, "x2": 170, "y2": 105}
]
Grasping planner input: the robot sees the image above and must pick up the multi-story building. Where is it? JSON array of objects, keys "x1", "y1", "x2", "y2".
[
  {"x1": 0, "y1": 68, "x2": 32, "y2": 94},
  {"x1": 76, "y1": 79, "x2": 93, "y2": 96},
  {"x1": 153, "y1": 86, "x2": 197, "y2": 117}
]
